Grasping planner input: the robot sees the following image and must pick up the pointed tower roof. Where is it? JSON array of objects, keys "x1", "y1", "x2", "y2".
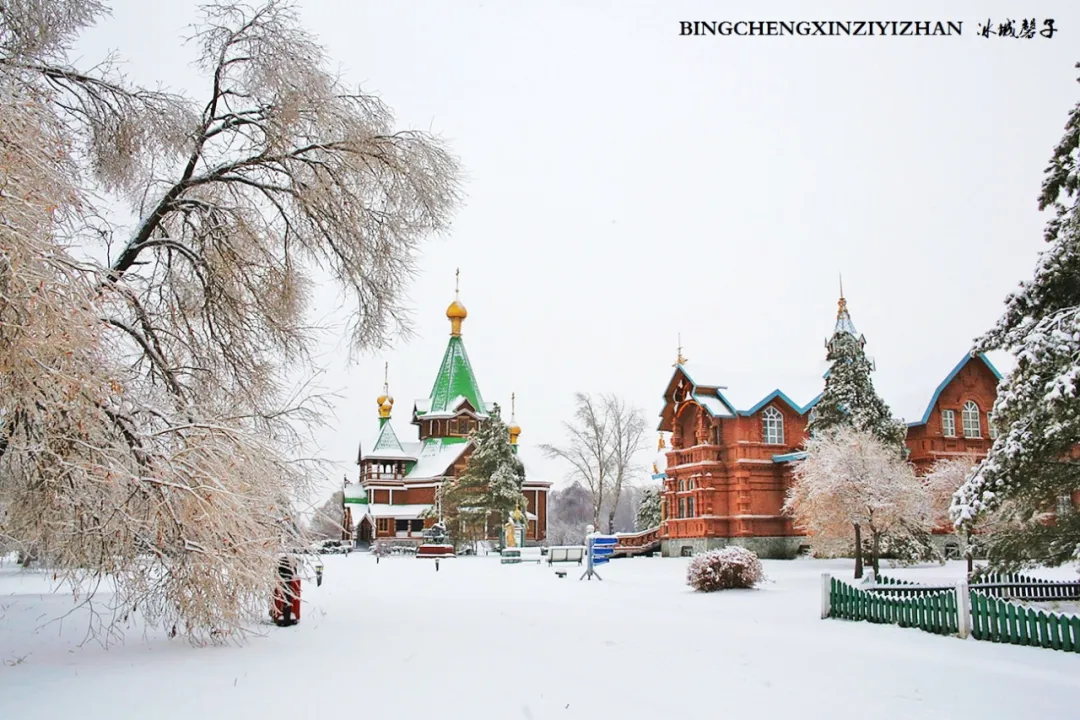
[
  {"x1": 834, "y1": 274, "x2": 859, "y2": 336},
  {"x1": 362, "y1": 363, "x2": 416, "y2": 462},
  {"x1": 414, "y1": 270, "x2": 488, "y2": 420}
]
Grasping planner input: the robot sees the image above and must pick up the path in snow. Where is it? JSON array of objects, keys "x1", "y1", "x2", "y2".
[{"x1": 1, "y1": 555, "x2": 1078, "y2": 719}]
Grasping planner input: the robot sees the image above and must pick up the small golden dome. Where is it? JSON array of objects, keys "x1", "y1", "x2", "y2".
[
  {"x1": 446, "y1": 299, "x2": 467, "y2": 320},
  {"x1": 377, "y1": 393, "x2": 388, "y2": 406}
]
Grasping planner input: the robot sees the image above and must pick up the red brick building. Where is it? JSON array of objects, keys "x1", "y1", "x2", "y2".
[
  {"x1": 655, "y1": 295, "x2": 1004, "y2": 558},
  {"x1": 343, "y1": 288, "x2": 550, "y2": 546}
]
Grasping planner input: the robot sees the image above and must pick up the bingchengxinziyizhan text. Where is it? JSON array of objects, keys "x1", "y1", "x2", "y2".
[{"x1": 677, "y1": 20, "x2": 1058, "y2": 37}]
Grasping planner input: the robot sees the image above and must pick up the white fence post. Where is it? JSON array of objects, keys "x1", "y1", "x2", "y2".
[
  {"x1": 821, "y1": 573, "x2": 832, "y2": 619},
  {"x1": 956, "y1": 582, "x2": 970, "y2": 638}
]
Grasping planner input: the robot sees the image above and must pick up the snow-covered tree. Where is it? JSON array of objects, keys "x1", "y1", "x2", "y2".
[
  {"x1": 0, "y1": 0, "x2": 459, "y2": 643},
  {"x1": 807, "y1": 297, "x2": 907, "y2": 453},
  {"x1": 635, "y1": 486, "x2": 662, "y2": 531},
  {"x1": 546, "y1": 481, "x2": 592, "y2": 545},
  {"x1": 441, "y1": 404, "x2": 526, "y2": 547},
  {"x1": 785, "y1": 428, "x2": 932, "y2": 578},
  {"x1": 541, "y1": 393, "x2": 647, "y2": 532},
  {"x1": 952, "y1": 64, "x2": 1080, "y2": 570},
  {"x1": 308, "y1": 491, "x2": 346, "y2": 540}
]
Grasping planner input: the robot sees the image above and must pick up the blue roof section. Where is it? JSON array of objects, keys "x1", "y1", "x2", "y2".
[
  {"x1": 906, "y1": 353, "x2": 1003, "y2": 427},
  {"x1": 651, "y1": 472, "x2": 667, "y2": 480},
  {"x1": 772, "y1": 451, "x2": 809, "y2": 463},
  {"x1": 666, "y1": 364, "x2": 738, "y2": 416},
  {"x1": 738, "y1": 389, "x2": 820, "y2": 417},
  {"x1": 665, "y1": 365, "x2": 822, "y2": 419}
]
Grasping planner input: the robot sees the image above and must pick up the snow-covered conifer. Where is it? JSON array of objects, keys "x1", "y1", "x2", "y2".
[
  {"x1": 441, "y1": 404, "x2": 527, "y2": 547},
  {"x1": 635, "y1": 486, "x2": 662, "y2": 531},
  {"x1": 952, "y1": 65, "x2": 1080, "y2": 569},
  {"x1": 807, "y1": 298, "x2": 907, "y2": 453}
]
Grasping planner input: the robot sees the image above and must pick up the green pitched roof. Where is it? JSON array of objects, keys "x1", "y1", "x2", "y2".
[
  {"x1": 421, "y1": 335, "x2": 487, "y2": 416},
  {"x1": 366, "y1": 418, "x2": 415, "y2": 460}
]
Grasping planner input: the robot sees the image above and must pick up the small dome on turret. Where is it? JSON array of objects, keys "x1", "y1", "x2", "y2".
[{"x1": 446, "y1": 299, "x2": 467, "y2": 320}]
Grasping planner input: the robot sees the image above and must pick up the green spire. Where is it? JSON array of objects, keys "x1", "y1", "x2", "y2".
[{"x1": 426, "y1": 335, "x2": 487, "y2": 415}]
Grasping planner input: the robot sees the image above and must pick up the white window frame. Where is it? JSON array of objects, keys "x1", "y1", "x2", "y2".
[
  {"x1": 941, "y1": 409, "x2": 956, "y2": 437},
  {"x1": 762, "y1": 406, "x2": 784, "y2": 445},
  {"x1": 962, "y1": 401, "x2": 981, "y2": 438}
]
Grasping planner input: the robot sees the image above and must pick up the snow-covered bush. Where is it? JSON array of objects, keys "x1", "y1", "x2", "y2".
[{"x1": 686, "y1": 547, "x2": 765, "y2": 592}]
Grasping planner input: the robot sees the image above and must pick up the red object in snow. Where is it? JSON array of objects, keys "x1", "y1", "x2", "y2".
[
  {"x1": 271, "y1": 555, "x2": 301, "y2": 626},
  {"x1": 271, "y1": 579, "x2": 301, "y2": 625}
]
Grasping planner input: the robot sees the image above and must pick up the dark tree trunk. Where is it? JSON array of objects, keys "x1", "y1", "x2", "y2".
[
  {"x1": 853, "y1": 523, "x2": 864, "y2": 579},
  {"x1": 607, "y1": 510, "x2": 616, "y2": 535},
  {"x1": 871, "y1": 531, "x2": 881, "y2": 576},
  {"x1": 967, "y1": 555, "x2": 973, "y2": 574}
]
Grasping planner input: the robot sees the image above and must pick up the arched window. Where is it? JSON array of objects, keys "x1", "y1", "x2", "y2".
[
  {"x1": 962, "y1": 401, "x2": 981, "y2": 438},
  {"x1": 762, "y1": 406, "x2": 784, "y2": 445}
]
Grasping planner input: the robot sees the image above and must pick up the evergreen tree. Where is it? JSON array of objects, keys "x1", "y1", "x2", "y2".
[
  {"x1": 807, "y1": 296, "x2": 907, "y2": 453},
  {"x1": 635, "y1": 486, "x2": 662, "y2": 531},
  {"x1": 440, "y1": 403, "x2": 527, "y2": 547},
  {"x1": 952, "y1": 65, "x2": 1080, "y2": 569}
]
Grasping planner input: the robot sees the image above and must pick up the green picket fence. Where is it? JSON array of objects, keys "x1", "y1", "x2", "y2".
[
  {"x1": 828, "y1": 577, "x2": 959, "y2": 636},
  {"x1": 969, "y1": 590, "x2": 1080, "y2": 653}
]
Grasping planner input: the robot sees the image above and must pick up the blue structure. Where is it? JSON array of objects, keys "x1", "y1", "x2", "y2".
[{"x1": 581, "y1": 535, "x2": 618, "y2": 581}]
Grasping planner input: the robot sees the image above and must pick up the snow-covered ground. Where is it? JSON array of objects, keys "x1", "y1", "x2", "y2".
[{"x1": 2, "y1": 555, "x2": 1078, "y2": 719}]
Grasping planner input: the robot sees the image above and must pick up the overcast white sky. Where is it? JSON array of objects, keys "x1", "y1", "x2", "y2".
[{"x1": 76, "y1": 0, "x2": 1080, "y2": 504}]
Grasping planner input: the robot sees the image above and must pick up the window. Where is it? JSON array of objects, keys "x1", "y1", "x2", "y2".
[
  {"x1": 941, "y1": 409, "x2": 956, "y2": 437},
  {"x1": 762, "y1": 406, "x2": 784, "y2": 445},
  {"x1": 687, "y1": 497, "x2": 695, "y2": 517},
  {"x1": 988, "y1": 413, "x2": 998, "y2": 440},
  {"x1": 376, "y1": 518, "x2": 389, "y2": 533},
  {"x1": 678, "y1": 498, "x2": 686, "y2": 518},
  {"x1": 962, "y1": 401, "x2": 981, "y2": 438},
  {"x1": 678, "y1": 479, "x2": 685, "y2": 492}
]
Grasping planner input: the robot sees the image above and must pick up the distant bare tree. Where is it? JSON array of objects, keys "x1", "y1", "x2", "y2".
[
  {"x1": 309, "y1": 491, "x2": 346, "y2": 540},
  {"x1": 541, "y1": 393, "x2": 647, "y2": 533},
  {"x1": 0, "y1": 0, "x2": 459, "y2": 643},
  {"x1": 603, "y1": 395, "x2": 647, "y2": 533}
]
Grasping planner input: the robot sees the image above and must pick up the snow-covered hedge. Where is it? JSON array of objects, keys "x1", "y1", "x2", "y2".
[{"x1": 686, "y1": 547, "x2": 764, "y2": 592}]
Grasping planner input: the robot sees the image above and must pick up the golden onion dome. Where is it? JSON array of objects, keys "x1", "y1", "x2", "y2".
[{"x1": 446, "y1": 299, "x2": 468, "y2": 320}]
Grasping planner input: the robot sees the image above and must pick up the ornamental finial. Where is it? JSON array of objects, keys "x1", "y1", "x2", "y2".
[
  {"x1": 674, "y1": 333, "x2": 688, "y2": 367},
  {"x1": 377, "y1": 361, "x2": 393, "y2": 419},
  {"x1": 508, "y1": 392, "x2": 522, "y2": 444},
  {"x1": 446, "y1": 268, "x2": 467, "y2": 335}
]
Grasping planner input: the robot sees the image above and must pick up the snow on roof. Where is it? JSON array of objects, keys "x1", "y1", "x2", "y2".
[
  {"x1": 692, "y1": 392, "x2": 735, "y2": 418},
  {"x1": 343, "y1": 483, "x2": 368, "y2": 501},
  {"x1": 357, "y1": 503, "x2": 432, "y2": 521},
  {"x1": 407, "y1": 437, "x2": 470, "y2": 480},
  {"x1": 362, "y1": 420, "x2": 418, "y2": 462}
]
